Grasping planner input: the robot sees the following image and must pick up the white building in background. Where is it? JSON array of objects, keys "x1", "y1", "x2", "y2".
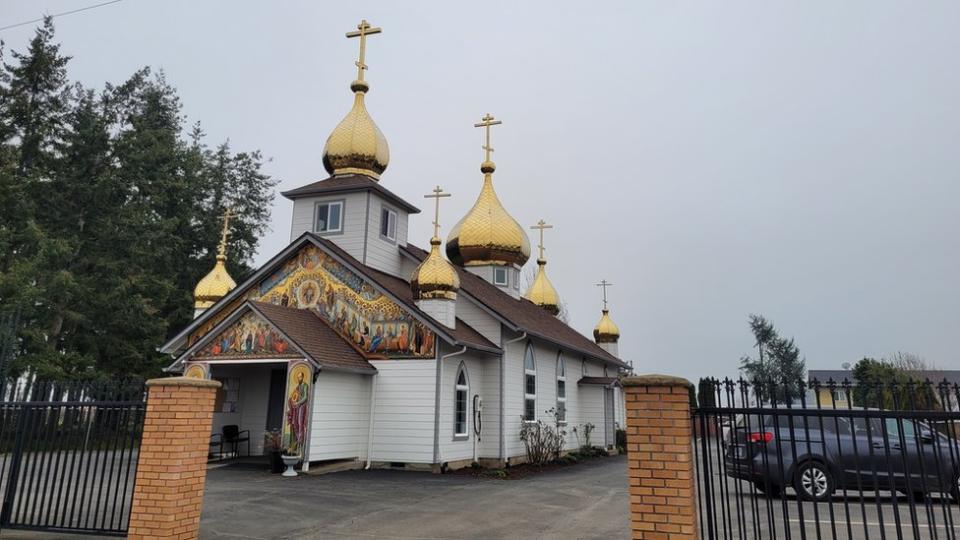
[{"x1": 160, "y1": 20, "x2": 630, "y2": 471}]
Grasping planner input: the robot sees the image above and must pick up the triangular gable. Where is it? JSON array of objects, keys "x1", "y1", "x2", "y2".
[
  {"x1": 186, "y1": 306, "x2": 304, "y2": 362},
  {"x1": 182, "y1": 241, "x2": 437, "y2": 360}
]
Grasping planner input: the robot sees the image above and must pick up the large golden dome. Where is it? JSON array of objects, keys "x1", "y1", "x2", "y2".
[
  {"x1": 524, "y1": 259, "x2": 560, "y2": 315},
  {"x1": 322, "y1": 80, "x2": 390, "y2": 180},
  {"x1": 446, "y1": 168, "x2": 530, "y2": 267},
  {"x1": 593, "y1": 309, "x2": 620, "y2": 343},
  {"x1": 411, "y1": 237, "x2": 460, "y2": 300},
  {"x1": 194, "y1": 253, "x2": 236, "y2": 310}
]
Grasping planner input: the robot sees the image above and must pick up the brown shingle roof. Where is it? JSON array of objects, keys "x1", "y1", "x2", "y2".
[
  {"x1": 578, "y1": 376, "x2": 620, "y2": 386},
  {"x1": 249, "y1": 301, "x2": 376, "y2": 373},
  {"x1": 401, "y1": 244, "x2": 630, "y2": 369},
  {"x1": 280, "y1": 174, "x2": 421, "y2": 214}
]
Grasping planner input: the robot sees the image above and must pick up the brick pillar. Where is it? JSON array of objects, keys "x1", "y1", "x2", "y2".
[
  {"x1": 128, "y1": 376, "x2": 221, "y2": 540},
  {"x1": 623, "y1": 375, "x2": 697, "y2": 540}
]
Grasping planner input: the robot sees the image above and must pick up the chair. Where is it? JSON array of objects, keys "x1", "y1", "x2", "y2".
[
  {"x1": 209, "y1": 432, "x2": 224, "y2": 461},
  {"x1": 222, "y1": 425, "x2": 250, "y2": 458}
]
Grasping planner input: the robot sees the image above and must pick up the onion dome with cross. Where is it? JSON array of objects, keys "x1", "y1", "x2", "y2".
[
  {"x1": 194, "y1": 210, "x2": 238, "y2": 316},
  {"x1": 523, "y1": 220, "x2": 561, "y2": 315},
  {"x1": 322, "y1": 20, "x2": 390, "y2": 180},
  {"x1": 411, "y1": 186, "x2": 460, "y2": 301},
  {"x1": 592, "y1": 280, "x2": 620, "y2": 343},
  {"x1": 446, "y1": 114, "x2": 531, "y2": 268}
]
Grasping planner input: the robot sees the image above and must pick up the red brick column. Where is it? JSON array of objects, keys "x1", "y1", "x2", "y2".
[
  {"x1": 128, "y1": 376, "x2": 221, "y2": 540},
  {"x1": 623, "y1": 375, "x2": 697, "y2": 540}
]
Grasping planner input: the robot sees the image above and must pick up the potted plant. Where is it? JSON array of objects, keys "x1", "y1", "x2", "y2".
[
  {"x1": 264, "y1": 430, "x2": 284, "y2": 474},
  {"x1": 281, "y1": 448, "x2": 301, "y2": 477}
]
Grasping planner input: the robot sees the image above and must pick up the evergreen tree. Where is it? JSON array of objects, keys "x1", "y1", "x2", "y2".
[
  {"x1": 0, "y1": 22, "x2": 277, "y2": 379},
  {"x1": 739, "y1": 314, "x2": 806, "y2": 403}
]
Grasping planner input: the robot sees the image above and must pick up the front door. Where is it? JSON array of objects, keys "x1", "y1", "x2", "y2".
[{"x1": 266, "y1": 368, "x2": 286, "y2": 432}]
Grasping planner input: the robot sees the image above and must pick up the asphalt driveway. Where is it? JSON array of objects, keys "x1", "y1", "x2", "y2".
[{"x1": 199, "y1": 456, "x2": 631, "y2": 540}]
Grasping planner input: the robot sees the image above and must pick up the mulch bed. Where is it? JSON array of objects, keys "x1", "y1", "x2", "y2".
[{"x1": 448, "y1": 449, "x2": 615, "y2": 480}]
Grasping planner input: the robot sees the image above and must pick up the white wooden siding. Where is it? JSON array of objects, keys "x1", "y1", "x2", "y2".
[
  {"x1": 289, "y1": 192, "x2": 370, "y2": 261},
  {"x1": 437, "y1": 354, "x2": 486, "y2": 463},
  {"x1": 578, "y1": 385, "x2": 606, "y2": 448},
  {"x1": 369, "y1": 359, "x2": 436, "y2": 463},
  {"x1": 308, "y1": 370, "x2": 371, "y2": 462},
  {"x1": 478, "y1": 353, "x2": 501, "y2": 459},
  {"x1": 363, "y1": 194, "x2": 408, "y2": 277},
  {"x1": 455, "y1": 296, "x2": 502, "y2": 344}
]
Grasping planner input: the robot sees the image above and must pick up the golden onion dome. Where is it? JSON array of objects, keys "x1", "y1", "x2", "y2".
[
  {"x1": 194, "y1": 253, "x2": 236, "y2": 310},
  {"x1": 593, "y1": 309, "x2": 621, "y2": 343},
  {"x1": 322, "y1": 80, "x2": 390, "y2": 180},
  {"x1": 446, "y1": 168, "x2": 530, "y2": 267},
  {"x1": 411, "y1": 237, "x2": 460, "y2": 300},
  {"x1": 524, "y1": 258, "x2": 560, "y2": 315}
]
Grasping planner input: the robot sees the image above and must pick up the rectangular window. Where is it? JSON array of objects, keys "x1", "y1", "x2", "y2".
[
  {"x1": 525, "y1": 374, "x2": 536, "y2": 396},
  {"x1": 455, "y1": 388, "x2": 467, "y2": 436},
  {"x1": 557, "y1": 379, "x2": 565, "y2": 399},
  {"x1": 557, "y1": 401, "x2": 566, "y2": 422},
  {"x1": 524, "y1": 398, "x2": 535, "y2": 422},
  {"x1": 494, "y1": 267, "x2": 508, "y2": 286},
  {"x1": 380, "y1": 206, "x2": 397, "y2": 242},
  {"x1": 315, "y1": 201, "x2": 344, "y2": 234}
]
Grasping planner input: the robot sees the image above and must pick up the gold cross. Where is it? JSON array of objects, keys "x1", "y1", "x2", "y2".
[
  {"x1": 217, "y1": 207, "x2": 237, "y2": 258},
  {"x1": 423, "y1": 185, "x2": 451, "y2": 239},
  {"x1": 346, "y1": 19, "x2": 382, "y2": 82},
  {"x1": 474, "y1": 113, "x2": 502, "y2": 163},
  {"x1": 596, "y1": 279, "x2": 613, "y2": 310},
  {"x1": 529, "y1": 219, "x2": 553, "y2": 260}
]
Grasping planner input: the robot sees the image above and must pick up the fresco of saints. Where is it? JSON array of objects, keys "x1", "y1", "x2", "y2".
[{"x1": 285, "y1": 367, "x2": 310, "y2": 455}]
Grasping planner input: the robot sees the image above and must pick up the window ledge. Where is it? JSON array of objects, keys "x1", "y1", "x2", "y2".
[{"x1": 453, "y1": 435, "x2": 469, "y2": 441}]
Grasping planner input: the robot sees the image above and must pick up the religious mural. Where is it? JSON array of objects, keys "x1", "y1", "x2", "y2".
[
  {"x1": 190, "y1": 243, "x2": 436, "y2": 359},
  {"x1": 184, "y1": 363, "x2": 208, "y2": 379},
  {"x1": 283, "y1": 362, "x2": 312, "y2": 455},
  {"x1": 193, "y1": 311, "x2": 299, "y2": 359}
]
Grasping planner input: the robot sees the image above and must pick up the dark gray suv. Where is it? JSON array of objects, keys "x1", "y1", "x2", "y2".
[{"x1": 724, "y1": 412, "x2": 960, "y2": 502}]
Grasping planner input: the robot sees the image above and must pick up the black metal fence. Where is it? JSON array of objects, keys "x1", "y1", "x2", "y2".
[
  {"x1": 694, "y1": 378, "x2": 960, "y2": 540},
  {"x1": 0, "y1": 378, "x2": 145, "y2": 536}
]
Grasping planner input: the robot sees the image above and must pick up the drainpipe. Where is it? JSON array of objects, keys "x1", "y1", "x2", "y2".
[
  {"x1": 501, "y1": 332, "x2": 527, "y2": 464},
  {"x1": 364, "y1": 372, "x2": 379, "y2": 469},
  {"x1": 433, "y1": 345, "x2": 468, "y2": 468}
]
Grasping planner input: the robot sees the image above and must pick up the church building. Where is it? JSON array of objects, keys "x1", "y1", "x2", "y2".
[{"x1": 160, "y1": 20, "x2": 630, "y2": 472}]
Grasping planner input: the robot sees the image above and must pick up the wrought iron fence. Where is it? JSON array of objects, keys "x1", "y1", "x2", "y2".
[
  {"x1": 0, "y1": 378, "x2": 145, "y2": 536},
  {"x1": 694, "y1": 377, "x2": 960, "y2": 540}
]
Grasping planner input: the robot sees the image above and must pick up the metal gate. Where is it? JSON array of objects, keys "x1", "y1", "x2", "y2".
[
  {"x1": 0, "y1": 379, "x2": 145, "y2": 536},
  {"x1": 694, "y1": 377, "x2": 960, "y2": 540}
]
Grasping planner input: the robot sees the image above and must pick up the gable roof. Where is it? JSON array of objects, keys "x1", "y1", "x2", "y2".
[
  {"x1": 160, "y1": 233, "x2": 500, "y2": 358},
  {"x1": 280, "y1": 174, "x2": 421, "y2": 214},
  {"x1": 249, "y1": 302, "x2": 375, "y2": 373},
  {"x1": 400, "y1": 244, "x2": 631, "y2": 369}
]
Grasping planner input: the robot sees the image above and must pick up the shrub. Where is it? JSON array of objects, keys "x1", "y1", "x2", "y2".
[
  {"x1": 519, "y1": 407, "x2": 567, "y2": 465},
  {"x1": 581, "y1": 422, "x2": 595, "y2": 451},
  {"x1": 616, "y1": 428, "x2": 627, "y2": 453}
]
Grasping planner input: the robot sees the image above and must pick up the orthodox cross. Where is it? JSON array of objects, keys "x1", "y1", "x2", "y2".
[
  {"x1": 596, "y1": 279, "x2": 613, "y2": 310},
  {"x1": 474, "y1": 113, "x2": 502, "y2": 162},
  {"x1": 346, "y1": 19, "x2": 382, "y2": 82},
  {"x1": 529, "y1": 219, "x2": 553, "y2": 260},
  {"x1": 423, "y1": 185, "x2": 451, "y2": 238},
  {"x1": 217, "y1": 207, "x2": 237, "y2": 258}
]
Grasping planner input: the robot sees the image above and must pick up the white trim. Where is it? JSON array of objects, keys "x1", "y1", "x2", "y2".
[
  {"x1": 556, "y1": 351, "x2": 566, "y2": 423},
  {"x1": 493, "y1": 267, "x2": 508, "y2": 286},
  {"x1": 523, "y1": 343, "x2": 537, "y2": 423},
  {"x1": 453, "y1": 363, "x2": 469, "y2": 439},
  {"x1": 379, "y1": 204, "x2": 398, "y2": 243},
  {"x1": 314, "y1": 199, "x2": 344, "y2": 235}
]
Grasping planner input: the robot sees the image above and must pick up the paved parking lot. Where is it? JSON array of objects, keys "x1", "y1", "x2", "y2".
[{"x1": 199, "y1": 456, "x2": 631, "y2": 540}]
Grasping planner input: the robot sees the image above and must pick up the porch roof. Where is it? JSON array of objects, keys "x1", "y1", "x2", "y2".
[
  {"x1": 249, "y1": 302, "x2": 376, "y2": 374},
  {"x1": 578, "y1": 376, "x2": 620, "y2": 387}
]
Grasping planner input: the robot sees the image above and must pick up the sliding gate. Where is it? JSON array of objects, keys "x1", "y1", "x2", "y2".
[{"x1": 0, "y1": 380, "x2": 145, "y2": 536}]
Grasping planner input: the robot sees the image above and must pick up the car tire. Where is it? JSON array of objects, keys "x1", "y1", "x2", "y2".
[
  {"x1": 754, "y1": 480, "x2": 781, "y2": 497},
  {"x1": 795, "y1": 461, "x2": 833, "y2": 502}
]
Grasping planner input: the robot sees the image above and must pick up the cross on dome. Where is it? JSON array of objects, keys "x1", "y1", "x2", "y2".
[
  {"x1": 424, "y1": 185, "x2": 451, "y2": 240},
  {"x1": 596, "y1": 279, "x2": 613, "y2": 310},
  {"x1": 474, "y1": 113, "x2": 502, "y2": 165},
  {"x1": 346, "y1": 19, "x2": 382, "y2": 82},
  {"x1": 217, "y1": 207, "x2": 237, "y2": 259},
  {"x1": 530, "y1": 219, "x2": 553, "y2": 261}
]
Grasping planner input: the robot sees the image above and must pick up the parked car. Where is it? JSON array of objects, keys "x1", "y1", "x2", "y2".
[{"x1": 723, "y1": 410, "x2": 960, "y2": 502}]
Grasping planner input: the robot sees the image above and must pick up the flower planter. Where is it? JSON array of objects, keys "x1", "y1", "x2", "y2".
[{"x1": 281, "y1": 454, "x2": 301, "y2": 477}]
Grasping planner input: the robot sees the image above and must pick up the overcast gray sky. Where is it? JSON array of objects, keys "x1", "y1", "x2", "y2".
[{"x1": 4, "y1": 1, "x2": 959, "y2": 382}]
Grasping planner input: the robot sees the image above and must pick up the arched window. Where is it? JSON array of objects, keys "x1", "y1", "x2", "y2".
[
  {"x1": 556, "y1": 352, "x2": 566, "y2": 423},
  {"x1": 454, "y1": 364, "x2": 469, "y2": 438},
  {"x1": 523, "y1": 344, "x2": 536, "y2": 422}
]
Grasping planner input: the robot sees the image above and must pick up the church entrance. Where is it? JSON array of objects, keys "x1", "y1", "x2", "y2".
[{"x1": 265, "y1": 368, "x2": 287, "y2": 432}]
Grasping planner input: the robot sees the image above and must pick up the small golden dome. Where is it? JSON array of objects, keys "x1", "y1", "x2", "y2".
[
  {"x1": 593, "y1": 309, "x2": 620, "y2": 343},
  {"x1": 194, "y1": 254, "x2": 236, "y2": 310},
  {"x1": 524, "y1": 259, "x2": 560, "y2": 315},
  {"x1": 322, "y1": 82, "x2": 390, "y2": 180},
  {"x1": 411, "y1": 238, "x2": 460, "y2": 300},
  {"x1": 446, "y1": 173, "x2": 530, "y2": 267}
]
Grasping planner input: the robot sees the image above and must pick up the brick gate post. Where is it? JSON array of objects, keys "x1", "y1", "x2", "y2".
[
  {"x1": 128, "y1": 376, "x2": 221, "y2": 540},
  {"x1": 622, "y1": 374, "x2": 697, "y2": 539}
]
